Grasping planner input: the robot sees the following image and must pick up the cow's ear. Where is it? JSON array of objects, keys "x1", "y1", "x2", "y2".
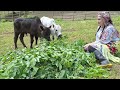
[{"x1": 40, "y1": 25, "x2": 44, "y2": 31}]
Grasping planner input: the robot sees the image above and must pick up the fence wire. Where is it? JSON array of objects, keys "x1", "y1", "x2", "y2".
[{"x1": 0, "y1": 11, "x2": 120, "y2": 22}]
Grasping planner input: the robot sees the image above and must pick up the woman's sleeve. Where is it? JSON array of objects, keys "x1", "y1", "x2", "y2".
[{"x1": 99, "y1": 27, "x2": 114, "y2": 44}]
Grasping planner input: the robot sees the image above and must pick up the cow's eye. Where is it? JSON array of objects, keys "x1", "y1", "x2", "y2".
[
  {"x1": 53, "y1": 25, "x2": 54, "y2": 28},
  {"x1": 56, "y1": 30, "x2": 58, "y2": 31}
]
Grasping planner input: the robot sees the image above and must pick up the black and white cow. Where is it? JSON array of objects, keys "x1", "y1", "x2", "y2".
[
  {"x1": 14, "y1": 16, "x2": 51, "y2": 49},
  {"x1": 40, "y1": 16, "x2": 62, "y2": 40}
]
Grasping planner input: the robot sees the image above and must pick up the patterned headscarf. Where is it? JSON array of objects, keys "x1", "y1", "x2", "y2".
[
  {"x1": 97, "y1": 11, "x2": 120, "y2": 39},
  {"x1": 98, "y1": 11, "x2": 113, "y2": 25}
]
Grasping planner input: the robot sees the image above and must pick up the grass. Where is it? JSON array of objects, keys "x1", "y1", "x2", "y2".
[
  {"x1": 0, "y1": 16, "x2": 120, "y2": 78},
  {"x1": 0, "y1": 22, "x2": 14, "y2": 33}
]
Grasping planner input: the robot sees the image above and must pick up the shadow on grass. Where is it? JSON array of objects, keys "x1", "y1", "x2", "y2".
[{"x1": 115, "y1": 52, "x2": 120, "y2": 58}]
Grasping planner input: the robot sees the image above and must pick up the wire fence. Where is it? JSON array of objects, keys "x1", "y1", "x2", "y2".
[{"x1": 0, "y1": 11, "x2": 120, "y2": 22}]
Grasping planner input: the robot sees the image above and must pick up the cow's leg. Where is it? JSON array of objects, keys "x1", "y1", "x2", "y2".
[
  {"x1": 52, "y1": 35, "x2": 54, "y2": 40},
  {"x1": 19, "y1": 33, "x2": 27, "y2": 48},
  {"x1": 35, "y1": 35, "x2": 38, "y2": 45},
  {"x1": 14, "y1": 32, "x2": 19, "y2": 49},
  {"x1": 30, "y1": 34, "x2": 34, "y2": 48}
]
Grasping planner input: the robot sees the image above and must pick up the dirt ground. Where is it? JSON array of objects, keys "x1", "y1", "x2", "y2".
[{"x1": 109, "y1": 64, "x2": 120, "y2": 79}]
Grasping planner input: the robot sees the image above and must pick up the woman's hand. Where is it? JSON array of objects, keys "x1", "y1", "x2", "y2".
[
  {"x1": 83, "y1": 42, "x2": 95, "y2": 51},
  {"x1": 83, "y1": 43, "x2": 90, "y2": 51},
  {"x1": 84, "y1": 43, "x2": 91, "y2": 48}
]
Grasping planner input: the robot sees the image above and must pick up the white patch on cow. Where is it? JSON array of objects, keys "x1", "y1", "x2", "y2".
[
  {"x1": 40, "y1": 16, "x2": 55, "y2": 28},
  {"x1": 40, "y1": 16, "x2": 62, "y2": 38}
]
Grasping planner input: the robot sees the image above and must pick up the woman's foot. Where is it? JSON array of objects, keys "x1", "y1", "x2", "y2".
[{"x1": 99, "y1": 60, "x2": 112, "y2": 68}]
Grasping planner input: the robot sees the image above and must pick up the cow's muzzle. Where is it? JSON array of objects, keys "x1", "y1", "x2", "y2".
[{"x1": 57, "y1": 34, "x2": 62, "y2": 39}]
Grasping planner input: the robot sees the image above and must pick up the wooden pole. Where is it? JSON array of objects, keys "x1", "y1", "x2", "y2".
[{"x1": 12, "y1": 11, "x2": 14, "y2": 22}]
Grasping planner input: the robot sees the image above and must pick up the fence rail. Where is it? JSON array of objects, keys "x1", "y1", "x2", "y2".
[{"x1": 0, "y1": 11, "x2": 120, "y2": 22}]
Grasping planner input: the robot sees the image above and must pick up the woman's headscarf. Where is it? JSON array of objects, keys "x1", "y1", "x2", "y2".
[
  {"x1": 97, "y1": 11, "x2": 120, "y2": 39},
  {"x1": 98, "y1": 11, "x2": 113, "y2": 25}
]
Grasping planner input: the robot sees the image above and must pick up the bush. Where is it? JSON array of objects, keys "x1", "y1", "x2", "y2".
[{"x1": 0, "y1": 35, "x2": 109, "y2": 79}]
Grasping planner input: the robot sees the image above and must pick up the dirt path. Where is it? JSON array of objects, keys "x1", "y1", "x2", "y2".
[{"x1": 109, "y1": 64, "x2": 120, "y2": 79}]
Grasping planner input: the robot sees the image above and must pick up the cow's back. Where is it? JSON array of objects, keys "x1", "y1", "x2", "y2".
[
  {"x1": 14, "y1": 18, "x2": 24, "y2": 31},
  {"x1": 40, "y1": 16, "x2": 55, "y2": 28},
  {"x1": 14, "y1": 17, "x2": 41, "y2": 34}
]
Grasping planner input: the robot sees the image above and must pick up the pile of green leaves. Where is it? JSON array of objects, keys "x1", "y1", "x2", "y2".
[{"x1": 0, "y1": 38, "x2": 109, "y2": 79}]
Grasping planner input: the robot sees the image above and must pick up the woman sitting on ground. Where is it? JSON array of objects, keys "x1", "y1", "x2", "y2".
[{"x1": 83, "y1": 11, "x2": 120, "y2": 67}]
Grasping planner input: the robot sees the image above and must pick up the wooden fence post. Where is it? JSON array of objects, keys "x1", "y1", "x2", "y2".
[
  {"x1": 19, "y1": 11, "x2": 21, "y2": 17},
  {"x1": 24, "y1": 11, "x2": 26, "y2": 17},
  {"x1": 52, "y1": 11, "x2": 54, "y2": 18},
  {"x1": 12, "y1": 11, "x2": 14, "y2": 22},
  {"x1": 0, "y1": 13, "x2": 1, "y2": 22},
  {"x1": 3, "y1": 11, "x2": 5, "y2": 20},
  {"x1": 84, "y1": 12, "x2": 86, "y2": 20},
  {"x1": 73, "y1": 11, "x2": 75, "y2": 21},
  {"x1": 62, "y1": 11, "x2": 64, "y2": 20}
]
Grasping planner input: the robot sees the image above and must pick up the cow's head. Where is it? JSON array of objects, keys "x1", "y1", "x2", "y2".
[
  {"x1": 48, "y1": 23, "x2": 55, "y2": 31},
  {"x1": 39, "y1": 25, "x2": 51, "y2": 41},
  {"x1": 40, "y1": 16, "x2": 62, "y2": 39},
  {"x1": 54, "y1": 24, "x2": 62, "y2": 39}
]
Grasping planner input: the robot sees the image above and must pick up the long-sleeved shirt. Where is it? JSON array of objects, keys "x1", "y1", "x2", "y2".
[
  {"x1": 91, "y1": 24, "x2": 120, "y2": 50},
  {"x1": 95, "y1": 24, "x2": 120, "y2": 44}
]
